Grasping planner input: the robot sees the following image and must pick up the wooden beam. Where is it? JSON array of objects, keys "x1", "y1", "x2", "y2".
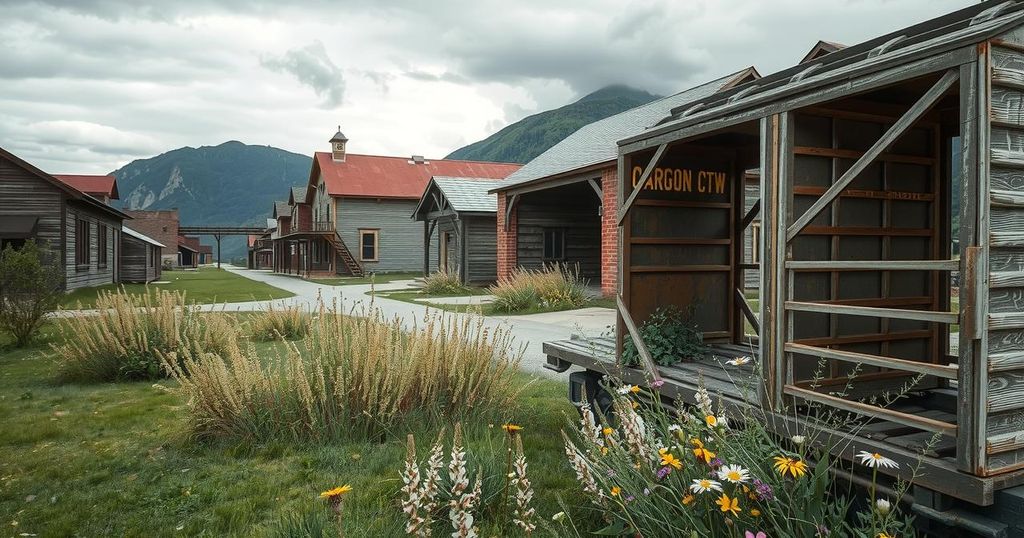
[
  {"x1": 616, "y1": 295, "x2": 662, "y2": 383},
  {"x1": 786, "y1": 300, "x2": 958, "y2": 324},
  {"x1": 786, "y1": 69, "x2": 959, "y2": 242},
  {"x1": 617, "y1": 143, "x2": 667, "y2": 224},
  {"x1": 741, "y1": 199, "x2": 761, "y2": 230},
  {"x1": 784, "y1": 385, "x2": 958, "y2": 437},
  {"x1": 735, "y1": 288, "x2": 760, "y2": 334},
  {"x1": 785, "y1": 342, "x2": 957, "y2": 380},
  {"x1": 785, "y1": 259, "x2": 959, "y2": 271},
  {"x1": 587, "y1": 178, "x2": 603, "y2": 201},
  {"x1": 505, "y1": 193, "x2": 518, "y2": 223}
]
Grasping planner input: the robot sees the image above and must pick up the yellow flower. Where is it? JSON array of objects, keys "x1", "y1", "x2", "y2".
[
  {"x1": 877, "y1": 534, "x2": 894, "y2": 538},
  {"x1": 750, "y1": 508, "x2": 761, "y2": 517},
  {"x1": 502, "y1": 424, "x2": 523, "y2": 434},
  {"x1": 631, "y1": 401, "x2": 639, "y2": 409},
  {"x1": 705, "y1": 415, "x2": 717, "y2": 427},
  {"x1": 691, "y1": 439, "x2": 716, "y2": 464},
  {"x1": 715, "y1": 493, "x2": 741, "y2": 516},
  {"x1": 602, "y1": 427, "x2": 614, "y2": 436},
  {"x1": 630, "y1": 385, "x2": 641, "y2": 394},
  {"x1": 682, "y1": 493, "x2": 695, "y2": 505},
  {"x1": 601, "y1": 447, "x2": 608, "y2": 455},
  {"x1": 660, "y1": 449, "x2": 683, "y2": 470},
  {"x1": 320, "y1": 485, "x2": 352, "y2": 500},
  {"x1": 610, "y1": 486, "x2": 621, "y2": 497},
  {"x1": 773, "y1": 456, "x2": 808, "y2": 478}
]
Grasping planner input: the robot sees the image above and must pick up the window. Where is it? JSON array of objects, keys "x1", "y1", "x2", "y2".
[
  {"x1": 97, "y1": 224, "x2": 108, "y2": 268},
  {"x1": 75, "y1": 217, "x2": 90, "y2": 267},
  {"x1": 359, "y1": 229, "x2": 379, "y2": 262},
  {"x1": 750, "y1": 221, "x2": 762, "y2": 264},
  {"x1": 542, "y1": 228, "x2": 565, "y2": 260}
]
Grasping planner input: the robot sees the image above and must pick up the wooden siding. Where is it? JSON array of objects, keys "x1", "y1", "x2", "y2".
[
  {"x1": 65, "y1": 203, "x2": 120, "y2": 290},
  {"x1": 983, "y1": 40, "x2": 1024, "y2": 475},
  {"x1": 121, "y1": 235, "x2": 159, "y2": 283},
  {"x1": 465, "y1": 216, "x2": 498, "y2": 284},
  {"x1": 337, "y1": 197, "x2": 437, "y2": 272},
  {"x1": 0, "y1": 157, "x2": 63, "y2": 254},
  {"x1": 516, "y1": 181, "x2": 601, "y2": 279}
]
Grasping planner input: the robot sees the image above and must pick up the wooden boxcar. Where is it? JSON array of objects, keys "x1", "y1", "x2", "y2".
[{"x1": 544, "y1": 1, "x2": 1024, "y2": 529}]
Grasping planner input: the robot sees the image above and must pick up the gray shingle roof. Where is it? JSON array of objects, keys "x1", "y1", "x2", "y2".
[
  {"x1": 274, "y1": 201, "x2": 289, "y2": 217},
  {"x1": 492, "y1": 68, "x2": 754, "y2": 192},
  {"x1": 122, "y1": 225, "x2": 165, "y2": 248},
  {"x1": 432, "y1": 177, "x2": 500, "y2": 213},
  {"x1": 290, "y1": 186, "x2": 308, "y2": 204}
]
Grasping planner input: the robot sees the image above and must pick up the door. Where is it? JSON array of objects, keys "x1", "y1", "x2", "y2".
[{"x1": 440, "y1": 231, "x2": 451, "y2": 273}]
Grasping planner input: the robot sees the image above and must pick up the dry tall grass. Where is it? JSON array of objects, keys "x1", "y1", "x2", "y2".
[
  {"x1": 53, "y1": 289, "x2": 236, "y2": 382},
  {"x1": 421, "y1": 268, "x2": 466, "y2": 295},
  {"x1": 489, "y1": 264, "x2": 587, "y2": 313},
  {"x1": 247, "y1": 304, "x2": 310, "y2": 341},
  {"x1": 164, "y1": 300, "x2": 521, "y2": 442}
]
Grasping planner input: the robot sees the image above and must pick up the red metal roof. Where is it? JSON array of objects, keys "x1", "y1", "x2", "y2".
[
  {"x1": 311, "y1": 152, "x2": 520, "y2": 199},
  {"x1": 53, "y1": 174, "x2": 119, "y2": 199}
]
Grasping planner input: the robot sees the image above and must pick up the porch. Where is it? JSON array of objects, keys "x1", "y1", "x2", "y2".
[{"x1": 275, "y1": 220, "x2": 363, "y2": 277}]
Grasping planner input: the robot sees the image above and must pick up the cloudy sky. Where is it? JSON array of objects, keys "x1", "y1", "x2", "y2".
[{"x1": 1, "y1": 0, "x2": 972, "y2": 174}]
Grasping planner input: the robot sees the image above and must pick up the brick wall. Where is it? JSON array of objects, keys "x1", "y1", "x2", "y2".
[
  {"x1": 496, "y1": 192, "x2": 517, "y2": 280},
  {"x1": 123, "y1": 209, "x2": 178, "y2": 266},
  {"x1": 600, "y1": 167, "x2": 618, "y2": 297}
]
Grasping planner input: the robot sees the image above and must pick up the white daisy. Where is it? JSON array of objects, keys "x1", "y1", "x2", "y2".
[
  {"x1": 689, "y1": 478, "x2": 723, "y2": 494},
  {"x1": 875, "y1": 498, "x2": 891, "y2": 516},
  {"x1": 792, "y1": 435, "x2": 806, "y2": 445},
  {"x1": 857, "y1": 450, "x2": 899, "y2": 469},
  {"x1": 668, "y1": 424, "x2": 681, "y2": 432},
  {"x1": 717, "y1": 464, "x2": 750, "y2": 484},
  {"x1": 616, "y1": 385, "x2": 639, "y2": 395},
  {"x1": 726, "y1": 356, "x2": 752, "y2": 366}
]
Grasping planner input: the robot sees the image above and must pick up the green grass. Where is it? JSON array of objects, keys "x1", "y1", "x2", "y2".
[
  {"x1": 374, "y1": 287, "x2": 615, "y2": 316},
  {"x1": 308, "y1": 272, "x2": 421, "y2": 286},
  {"x1": 60, "y1": 267, "x2": 294, "y2": 309},
  {"x1": 0, "y1": 326, "x2": 586, "y2": 536}
]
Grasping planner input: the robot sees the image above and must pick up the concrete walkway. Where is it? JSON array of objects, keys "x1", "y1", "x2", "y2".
[{"x1": 210, "y1": 267, "x2": 615, "y2": 377}]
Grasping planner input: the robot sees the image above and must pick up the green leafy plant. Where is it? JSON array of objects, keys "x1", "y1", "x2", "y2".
[
  {"x1": 621, "y1": 305, "x2": 707, "y2": 367},
  {"x1": 0, "y1": 240, "x2": 63, "y2": 347}
]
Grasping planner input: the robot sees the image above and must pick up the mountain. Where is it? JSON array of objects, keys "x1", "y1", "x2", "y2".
[
  {"x1": 446, "y1": 85, "x2": 661, "y2": 164},
  {"x1": 114, "y1": 141, "x2": 311, "y2": 261}
]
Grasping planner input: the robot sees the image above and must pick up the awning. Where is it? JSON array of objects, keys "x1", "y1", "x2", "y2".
[{"x1": 0, "y1": 215, "x2": 39, "y2": 239}]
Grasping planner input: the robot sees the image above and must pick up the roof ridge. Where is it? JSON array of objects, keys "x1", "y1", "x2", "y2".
[{"x1": 314, "y1": 151, "x2": 519, "y2": 166}]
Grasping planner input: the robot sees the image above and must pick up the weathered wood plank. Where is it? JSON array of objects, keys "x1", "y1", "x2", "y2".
[
  {"x1": 988, "y1": 371, "x2": 1024, "y2": 413},
  {"x1": 785, "y1": 384, "x2": 958, "y2": 436},
  {"x1": 990, "y1": 312, "x2": 1024, "y2": 331},
  {"x1": 991, "y1": 288, "x2": 1024, "y2": 314},
  {"x1": 786, "y1": 342, "x2": 957, "y2": 379},
  {"x1": 786, "y1": 259, "x2": 958, "y2": 271},
  {"x1": 991, "y1": 86, "x2": 1024, "y2": 125},
  {"x1": 786, "y1": 300, "x2": 958, "y2": 324}
]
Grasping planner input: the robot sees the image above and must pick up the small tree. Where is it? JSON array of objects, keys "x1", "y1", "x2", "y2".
[{"x1": 0, "y1": 240, "x2": 63, "y2": 347}]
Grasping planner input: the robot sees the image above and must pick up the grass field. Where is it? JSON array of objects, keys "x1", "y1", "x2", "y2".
[
  {"x1": 0, "y1": 326, "x2": 584, "y2": 536},
  {"x1": 375, "y1": 288, "x2": 615, "y2": 316},
  {"x1": 308, "y1": 272, "x2": 420, "y2": 286},
  {"x1": 60, "y1": 267, "x2": 294, "y2": 309}
]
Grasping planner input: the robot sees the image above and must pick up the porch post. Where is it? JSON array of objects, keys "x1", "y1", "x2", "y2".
[{"x1": 423, "y1": 218, "x2": 430, "y2": 276}]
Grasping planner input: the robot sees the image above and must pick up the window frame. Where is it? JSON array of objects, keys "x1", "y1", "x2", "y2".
[
  {"x1": 97, "y1": 223, "x2": 108, "y2": 268},
  {"x1": 541, "y1": 227, "x2": 566, "y2": 261},
  {"x1": 358, "y1": 229, "x2": 379, "y2": 262},
  {"x1": 75, "y1": 217, "x2": 91, "y2": 269}
]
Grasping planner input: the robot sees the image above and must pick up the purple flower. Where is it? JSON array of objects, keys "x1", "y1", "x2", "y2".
[
  {"x1": 815, "y1": 524, "x2": 829, "y2": 537},
  {"x1": 753, "y1": 479, "x2": 774, "y2": 501},
  {"x1": 651, "y1": 379, "x2": 665, "y2": 389},
  {"x1": 606, "y1": 469, "x2": 617, "y2": 478},
  {"x1": 656, "y1": 466, "x2": 671, "y2": 479},
  {"x1": 709, "y1": 458, "x2": 724, "y2": 469},
  {"x1": 626, "y1": 495, "x2": 635, "y2": 502}
]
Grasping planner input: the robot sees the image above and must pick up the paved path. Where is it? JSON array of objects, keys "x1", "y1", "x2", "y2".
[{"x1": 210, "y1": 267, "x2": 615, "y2": 378}]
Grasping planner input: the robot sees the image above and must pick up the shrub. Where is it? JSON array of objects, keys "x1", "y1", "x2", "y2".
[
  {"x1": 422, "y1": 268, "x2": 467, "y2": 295},
  {"x1": 53, "y1": 289, "x2": 236, "y2": 382},
  {"x1": 559, "y1": 381, "x2": 916, "y2": 537},
  {"x1": 621, "y1": 305, "x2": 707, "y2": 367},
  {"x1": 163, "y1": 301, "x2": 521, "y2": 442},
  {"x1": 248, "y1": 304, "x2": 310, "y2": 341},
  {"x1": 0, "y1": 240, "x2": 63, "y2": 347},
  {"x1": 489, "y1": 264, "x2": 587, "y2": 313}
]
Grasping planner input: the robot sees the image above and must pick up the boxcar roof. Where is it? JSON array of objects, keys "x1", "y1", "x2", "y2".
[
  {"x1": 491, "y1": 67, "x2": 759, "y2": 194},
  {"x1": 620, "y1": 0, "x2": 1024, "y2": 149}
]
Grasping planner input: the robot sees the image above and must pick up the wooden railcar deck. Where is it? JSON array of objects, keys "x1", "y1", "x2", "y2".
[{"x1": 543, "y1": 335, "x2": 1024, "y2": 506}]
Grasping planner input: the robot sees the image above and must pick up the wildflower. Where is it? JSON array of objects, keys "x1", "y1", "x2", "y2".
[
  {"x1": 689, "y1": 478, "x2": 723, "y2": 494},
  {"x1": 744, "y1": 532, "x2": 766, "y2": 538},
  {"x1": 610, "y1": 486, "x2": 621, "y2": 497},
  {"x1": 625, "y1": 495, "x2": 635, "y2": 502},
  {"x1": 617, "y1": 385, "x2": 639, "y2": 395},
  {"x1": 773, "y1": 456, "x2": 808, "y2": 478},
  {"x1": 602, "y1": 427, "x2": 614, "y2": 436},
  {"x1": 668, "y1": 424, "x2": 681, "y2": 432},
  {"x1": 551, "y1": 512, "x2": 566, "y2": 522},
  {"x1": 709, "y1": 457, "x2": 724, "y2": 469},
  {"x1": 750, "y1": 509, "x2": 761, "y2": 517},
  {"x1": 691, "y1": 438, "x2": 716, "y2": 464},
  {"x1": 630, "y1": 385, "x2": 641, "y2": 394},
  {"x1": 656, "y1": 467, "x2": 671, "y2": 480},
  {"x1": 718, "y1": 464, "x2": 750, "y2": 484},
  {"x1": 651, "y1": 379, "x2": 665, "y2": 388},
  {"x1": 695, "y1": 385, "x2": 714, "y2": 415},
  {"x1": 659, "y1": 448, "x2": 683, "y2": 470},
  {"x1": 705, "y1": 415, "x2": 718, "y2": 428},
  {"x1": 815, "y1": 525, "x2": 829, "y2": 537},
  {"x1": 715, "y1": 493, "x2": 741, "y2": 516},
  {"x1": 511, "y1": 437, "x2": 536, "y2": 534},
  {"x1": 857, "y1": 451, "x2": 899, "y2": 469},
  {"x1": 792, "y1": 435, "x2": 806, "y2": 445},
  {"x1": 320, "y1": 485, "x2": 352, "y2": 500},
  {"x1": 682, "y1": 493, "x2": 695, "y2": 505},
  {"x1": 726, "y1": 356, "x2": 752, "y2": 366},
  {"x1": 643, "y1": 488, "x2": 650, "y2": 496},
  {"x1": 875, "y1": 498, "x2": 892, "y2": 516},
  {"x1": 877, "y1": 534, "x2": 894, "y2": 538},
  {"x1": 502, "y1": 423, "x2": 523, "y2": 434},
  {"x1": 752, "y1": 479, "x2": 774, "y2": 502}
]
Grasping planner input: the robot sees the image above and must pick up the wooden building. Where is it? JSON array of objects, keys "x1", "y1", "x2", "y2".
[
  {"x1": 177, "y1": 236, "x2": 199, "y2": 268},
  {"x1": 120, "y1": 226, "x2": 163, "y2": 283},
  {"x1": 542, "y1": 0, "x2": 1024, "y2": 524},
  {"x1": 0, "y1": 147, "x2": 128, "y2": 290},
  {"x1": 122, "y1": 209, "x2": 180, "y2": 268},
  {"x1": 247, "y1": 218, "x2": 276, "y2": 269},
  {"x1": 272, "y1": 129, "x2": 520, "y2": 278},
  {"x1": 491, "y1": 68, "x2": 760, "y2": 296},
  {"x1": 412, "y1": 177, "x2": 503, "y2": 285}
]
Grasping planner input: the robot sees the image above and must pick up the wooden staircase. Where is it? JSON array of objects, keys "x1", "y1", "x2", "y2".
[{"x1": 326, "y1": 232, "x2": 364, "y2": 277}]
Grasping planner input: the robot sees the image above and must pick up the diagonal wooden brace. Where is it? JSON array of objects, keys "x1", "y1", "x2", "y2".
[{"x1": 617, "y1": 143, "x2": 667, "y2": 224}]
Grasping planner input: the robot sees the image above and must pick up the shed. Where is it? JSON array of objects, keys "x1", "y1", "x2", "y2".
[
  {"x1": 412, "y1": 176, "x2": 502, "y2": 285},
  {"x1": 121, "y1": 226, "x2": 163, "y2": 283},
  {"x1": 542, "y1": 0, "x2": 1024, "y2": 511}
]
